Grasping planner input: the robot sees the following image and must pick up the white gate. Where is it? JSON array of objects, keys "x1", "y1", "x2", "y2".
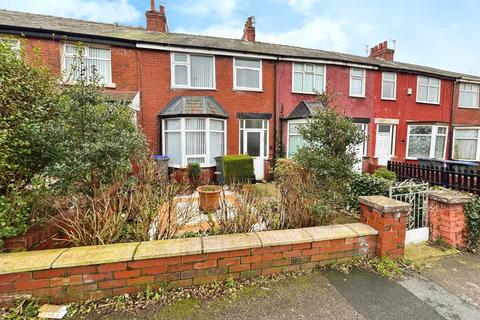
[{"x1": 389, "y1": 180, "x2": 429, "y2": 244}]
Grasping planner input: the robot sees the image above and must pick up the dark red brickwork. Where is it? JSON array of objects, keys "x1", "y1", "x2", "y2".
[
  {"x1": 429, "y1": 199, "x2": 468, "y2": 248},
  {"x1": 0, "y1": 236, "x2": 376, "y2": 306}
]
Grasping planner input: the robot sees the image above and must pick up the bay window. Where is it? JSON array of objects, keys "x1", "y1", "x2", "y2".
[
  {"x1": 163, "y1": 118, "x2": 225, "y2": 167},
  {"x1": 381, "y1": 72, "x2": 396, "y2": 100},
  {"x1": 453, "y1": 128, "x2": 480, "y2": 161},
  {"x1": 171, "y1": 53, "x2": 215, "y2": 89},
  {"x1": 234, "y1": 58, "x2": 262, "y2": 91},
  {"x1": 458, "y1": 83, "x2": 479, "y2": 108},
  {"x1": 292, "y1": 63, "x2": 325, "y2": 94},
  {"x1": 406, "y1": 125, "x2": 448, "y2": 159},
  {"x1": 416, "y1": 76, "x2": 440, "y2": 104},
  {"x1": 349, "y1": 68, "x2": 366, "y2": 97},
  {"x1": 287, "y1": 120, "x2": 307, "y2": 158},
  {"x1": 63, "y1": 43, "x2": 112, "y2": 85}
]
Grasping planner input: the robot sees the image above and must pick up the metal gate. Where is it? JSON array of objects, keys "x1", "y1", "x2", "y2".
[{"x1": 389, "y1": 180, "x2": 429, "y2": 244}]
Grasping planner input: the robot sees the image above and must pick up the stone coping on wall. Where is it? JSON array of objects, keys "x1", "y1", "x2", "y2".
[
  {"x1": 429, "y1": 190, "x2": 472, "y2": 204},
  {"x1": 0, "y1": 223, "x2": 377, "y2": 275},
  {"x1": 358, "y1": 195, "x2": 410, "y2": 213}
]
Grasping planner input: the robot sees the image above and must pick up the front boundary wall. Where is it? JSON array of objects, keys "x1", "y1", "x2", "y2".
[{"x1": 1, "y1": 193, "x2": 468, "y2": 306}]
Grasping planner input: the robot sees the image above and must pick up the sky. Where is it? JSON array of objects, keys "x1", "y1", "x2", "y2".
[{"x1": 0, "y1": 0, "x2": 479, "y2": 75}]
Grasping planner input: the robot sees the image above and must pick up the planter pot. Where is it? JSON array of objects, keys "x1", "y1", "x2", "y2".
[{"x1": 197, "y1": 185, "x2": 222, "y2": 212}]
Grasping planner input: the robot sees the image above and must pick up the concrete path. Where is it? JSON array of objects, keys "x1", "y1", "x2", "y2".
[{"x1": 73, "y1": 255, "x2": 480, "y2": 320}]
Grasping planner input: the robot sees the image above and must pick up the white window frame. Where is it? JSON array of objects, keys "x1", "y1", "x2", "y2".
[
  {"x1": 162, "y1": 117, "x2": 227, "y2": 168},
  {"x1": 416, "y1": 76, "x2": 441, "y2": 104},
  {"x1": 452, "y1": 127, "x2": 480, "y2": 161},
  {"x1": 375, "y1": 124, "x2": 396, "y2": 157},
  {"x1": 349, "y1": 67, "x2": 366, "y2": 97},
  {"x1": 406, "y1": 124, "x2": 448, "y2": 160},
  {"x1": 381, "y1": 72, "x2": 397, "y2": 100},
  {"x1": 170, "y1": 52, "x2": 216, "y2": 90},
  {"x1": 233, "y1": 57, "x2": 262, "y2": 91},
  {"x1": 239, "y1": 119, "x2": 269, "y2": 158},
  {"x1": 355, "y1": 123, "x2": 369, "y2": 157},
  {"x1": 286, "y1": 119, "x2": 308, "y2": 158},
  {"x1": 291, "y1": 62, "x2": 326, "y2": 94},
  {"x1": 62, "y1": 42, "x2": 113, "y2": 86},
  {"x1": 458, "y1": 83, "x2": 480, "y2": 109}
]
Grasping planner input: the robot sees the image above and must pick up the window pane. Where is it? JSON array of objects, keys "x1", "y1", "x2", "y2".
[
  {"x1": 185, "y1": 118, "x2": 205, "y2": 130},
  {"x1": 236, "y1": 68, "x2": 260, "y2": 88},
  {"x1": 434, "y1": 135, "x2": 446, "y2": 158},
  {"x1": 289, "y1": 122, "x2": 303, "y2": 134},
  {"x1": 304, "y1": 73, "x2": 314, "y2": 92},
  {"x1": 408, "y1": 136, "x2": 432, "y2": 158},
  {"x1": 244, "y1": 119, "x2": 263, "y2": 128},
  {"x1": 305, "y1": 64, "x2": 314, "y2": 72},
  {"x1": 187, "y1": 157, "x2": 205, "y2": 164},
  {"x1": 210, "y1": 131, "x2": 224, "y2": 165},
  {"x1": 378, "y1": 125, "x2": 391, "y2": 133},
  {"x1": 455, "y1": 129, "x2": 478, "y2": 138},
  {"x1": 173, "y1": 53, "x2": 187, "y2": 62},
  {"x1": 459, "y1": 91, "x2": 478, "y2": 107},
  {"x1": 352, "y1": 68, "x2": 364, "y2": 77},
  {"x1": 293, "y1": 63, "x2": 303, "y2": 72},
  {"x1": 314, "y1": 74, "x2": 324, "y2": 92},
  {"x1": 165, "y1": 119, "x2": 181, "y2": 130},
  {"x1": 418, "y1": 77, "x2": 428, "y2": 85},
  {"x1": 288, "y1": 134, "x2": 305, "y2": 157},
  {"x1": 89, "y1": 47, "x2": 110, "y2": 59},
  {"x1": 417, "y1": 86, "x2": 428, "y2": 101},
  {"x1": 293, "y1": 72, "x2": 303, "y2": 91},
  {"x1": 428, "y1": 86, "x2": 439, "y2": 103},
  {"x1": 186, "y1": 132, "x2": 206, "y2": 155},
  {"x1": 454, "y1": 139, "x2": 477, "y2": 160},
  {"x1": 410, "y1": 126, "x2": 432, "y2": 135},
  {"x1": 382, "y1": 81, "x2": 394, "y2": 98},
  {"x1": 174, "y1": 65, "x2": 188, "y2": 86},
  {"x1": 191, "y1": 55, "x2": 214, "y2": 88},
  {"x1": 430, "y1": 78, "x2": 440, "y2": 86},
  {"x1": 437, "y1": 127, "x2": 447, "y2": 135},
  {"x1": 351, "y1": 78, "x2": 363, "y2": 95},
  {"x1": 65, "y1": 44, "x2": 78, "y2": 54},
  {"x1": 210, "y1": 119, "x2": 224, "y2": 131},
  {"x1": 246, "y1": 131, "x2": 261, "y2": 156},
  {"x1": 315, "y1": 65, "x2": 324, "y2": 74},
  {"x1": 165, "y1": 132, "x2": 181, "y2": 165},
  {"x1": 383, "y1": 72, "x2": 395, "y2": 80},
  {"x1": 235, "y1": 58, "x2": 260, "y2": 68}
]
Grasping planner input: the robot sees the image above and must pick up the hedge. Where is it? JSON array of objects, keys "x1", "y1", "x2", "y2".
[{"x1": 222, "y1": 155, "x2": 254, "y2": 183}]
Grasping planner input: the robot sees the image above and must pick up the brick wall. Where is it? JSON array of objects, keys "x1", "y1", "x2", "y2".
[{"x1": 0, "y1": 224, "x2": 377, "y2": 306}]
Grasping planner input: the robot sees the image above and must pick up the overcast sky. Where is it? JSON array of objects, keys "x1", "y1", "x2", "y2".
[{"x1": 1, "y1": 0, "x2": 479, "y2": 75}]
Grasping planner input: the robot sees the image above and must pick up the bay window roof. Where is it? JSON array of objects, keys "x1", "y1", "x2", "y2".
[
  {"x1": 285, "y1": 101, "x2": 324, "y2": 120},
  {"x1": 158, "y1": 96, "x2": 228, "y2": 119}
]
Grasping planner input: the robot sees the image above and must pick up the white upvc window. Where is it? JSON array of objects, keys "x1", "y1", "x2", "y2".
[
  {"x1": 458, "y1": 83, "x2": 479, "y2": 109},
  {"x1": 0, "y1": 37, "x2": 20, "y2": 54},
  {"x1": 162, "y1": 118, "x2": 226, "y2": 167},
  {"x1": 286, "y1": 119, "x2": 307, "y2": 158},
  {"x1": 171, "y1": 52, "x2": 215, "y2": 89},
  {"x1": 234, "y1": 58, "x2": 262, "y2": 91},
  {"x1": 453, "y1": 128, "x2": 480, "y2": 161},
  {"x1": 381, "y1": 72, "x2": 396, "y2": 100},
  {"x1": 292, "y1": 63, "x2": 326, "y2": 94},
  {"x1": 406, "y1": 125, "x2": 448, "y2": 159},
  {"x1": 62, "y1": 43, "x2": 112, "y2": 85},
  {"x1": 416, "y1": 76, "x2": 441, "y2": 104},
  {"x1": 349, "y1": 68, "x2": 366, "y2": 97}
]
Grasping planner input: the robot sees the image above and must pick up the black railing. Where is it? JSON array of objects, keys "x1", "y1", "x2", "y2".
[{"x1": 387, "y1": 161, "x2": 480, "y2": 195}]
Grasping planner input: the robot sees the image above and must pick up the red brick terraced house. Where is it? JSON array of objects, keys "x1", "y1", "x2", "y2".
[{"x1": 1, "y1": 3, "x2": 479, "y2": 181}]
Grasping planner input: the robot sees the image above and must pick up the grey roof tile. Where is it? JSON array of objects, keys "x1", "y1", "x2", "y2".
[{"x1": 159, "y1": 96, "x2": 228, "y2": 118}]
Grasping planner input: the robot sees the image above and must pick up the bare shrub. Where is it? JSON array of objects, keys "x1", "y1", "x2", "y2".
[{"x1": 274, "y1": 159, "x2": 336, "y2": 228}]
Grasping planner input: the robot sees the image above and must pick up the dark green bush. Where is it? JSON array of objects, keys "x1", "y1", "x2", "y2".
[
  {"x1": 187, "y1": 162, "x2": 201, "y2": 188},
  {"x1": 373, "y1": 168, "x2": 397, "y2": 181},
  {"x1": 465, "y1": 196, "x2": 480, "y2": 252},
  {"x1": 222, "y1": 155, "x2": 254, "y2": 183},
  {"x1": 348, "y1": 173, "x2": 393, "y2": 212}
]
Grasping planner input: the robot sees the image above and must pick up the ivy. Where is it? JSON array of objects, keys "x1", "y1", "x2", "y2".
[{"x1": 465, "y1": 196, "x2": 480, "y2": 253}]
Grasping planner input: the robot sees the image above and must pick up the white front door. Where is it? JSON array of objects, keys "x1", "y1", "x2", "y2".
[
  {"x1": 353, "y1": 123, "x2": 368, "y2": 173},
  {"x1": 240, "y1": 119, "x2": 269, "y2": 180},
  {"x1": 375, "y1": 124, "x2": 395, "y2": 166}
]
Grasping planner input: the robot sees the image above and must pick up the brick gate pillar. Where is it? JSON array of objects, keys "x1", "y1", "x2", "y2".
[
  {"x1": 429, "y1": 191, "x2": 471, "y2": 248},
  {"x1": 359, "y1": 196, "x2": 410, "y2": 257}
]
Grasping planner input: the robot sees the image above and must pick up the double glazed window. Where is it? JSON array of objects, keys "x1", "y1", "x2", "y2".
[
  {"x1": 163, "y1": 118, "x2": 225, "y2": 167},
  {"x1": 287, "y1": 120, "x2": 307, "y2": 158},
  {"x1": 63, "y1": 43, "x2": 112, "y2": 84},
  {"x1": 417, "y1": 76, "x2": 440, "y2": 104},
  {"x1": 171, "y1": 53, "x2": 215, "y2": 89},
  {"x1": 292, "y1": 63, "x2": 325, "y2": 94},
  {"x1": 458, "y1": 83, "x2": 479, "y2": 108},
  {"x1": 407, "y1": 125, "x2": 447, "y2": 159},
  {"x1": 350, "y1": 68, "x2": 366, "y2": 97},
  {"x1": 453, "y1": 128, "x2": 480, "y2": 161},
  {"x1": 234, "y1": 58, "x2": 262, "y2": 90},
  {"x1": 381, "y1": 72, "x2": 396, "y2": 100}
]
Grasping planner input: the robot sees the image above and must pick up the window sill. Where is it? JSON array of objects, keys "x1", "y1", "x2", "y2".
[
  {"x1": 292, "y1": 91, "x2": 318, "y2": 95},
  {"x1": 416, "y1": 100, "x2": 440, "y2": 105},
  {"x1": 171, "y1": 86, "x2": 217, "y2": 91},
  {"x1": 349, "y1": 95, "x2": 366, "y2": 98},
  {"x1": 458, "y1": 106, "x2": 480, "y2": 109},
  {"x1": 233, "y1": 88, "x2": 263, "y2": 92},
  {"x1": 381, "y1": 97, "x2": 396, "y2": 101}
]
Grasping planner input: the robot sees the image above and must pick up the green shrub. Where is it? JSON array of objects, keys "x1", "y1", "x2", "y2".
[
  {"x1": 465, "y1": 196, "x2": 480, "y2": 252},
  {"x1": 187, "y1": 162, "x2": 201, "y2": 188},
  {"x1": 348, "y1": 173, "x2": 393, "y2": 212},
  {"x1": 373, "y1": 168, "x2": 397, "y2": 181},
  {"x1": 222, "y1": 155, "x2": 254, "y2": 183}
]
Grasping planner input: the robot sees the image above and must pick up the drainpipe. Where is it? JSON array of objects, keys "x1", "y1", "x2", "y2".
[
  {"x1": 448, "y1": 80, "x2": 458, "y2": 160},
  {"x1": 272, "y1": 58, "x2": 278, "y2": 163}
]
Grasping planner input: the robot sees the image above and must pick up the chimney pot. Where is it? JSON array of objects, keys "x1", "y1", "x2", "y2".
[
  {"x1": 369, "y1": 40, "x2": 395, "y2": 61},
  {"x1": 150, "y1": 0, "x2": 155, "y2": 11},
  {"x1": 159, "y1": 5, "x2": 165, "y2": 14},
  {"x1": 146, "y1": 2, "x2": 168, "y2": 32},
  {"x1": 242, "y1": 16, "x2": 256, "y2": 42}
]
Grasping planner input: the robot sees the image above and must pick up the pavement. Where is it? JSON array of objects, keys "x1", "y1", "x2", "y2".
[{"x1": 72, "y1": 251, "x2": 480, "y2": 320}]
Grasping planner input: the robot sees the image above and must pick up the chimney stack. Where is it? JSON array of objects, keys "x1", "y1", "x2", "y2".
[
  {"x1": 242, "y1": 16, "x2": 255, "y2": 42},
  {"x1": 369, "y1": 40, "x2": 394, "y2": 61},
  {"x1": 146, "y1": 0, "x2": 168, "y2": 33}
]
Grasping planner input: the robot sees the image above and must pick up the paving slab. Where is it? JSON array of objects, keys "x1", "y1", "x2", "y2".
[
  {"x1": 52, "y1": 242, "x2": 140, "y2": 268},
  {"x1": 202, "y1": 233, "x2": 261, "y2": 253},
  {"x1": 404, "y1": 242, "x2": 459, "y2": 262},
  {"x1": 256, "y1": 229, "x2": 312, "y2": 246},
  {"x1": 0, "y1": 248, "x2": 68, "y2": 274},
  {"x1": 303, "y1": 224, "x2": 358, "y2": 241},
  {"x1": 134, "y1": 238, "x2": 202, "y2": 260}
]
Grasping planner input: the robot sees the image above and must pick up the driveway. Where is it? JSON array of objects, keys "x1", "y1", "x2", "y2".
[{"x1": 72, "y1": 254, "x2": 480, "y2": 320}]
